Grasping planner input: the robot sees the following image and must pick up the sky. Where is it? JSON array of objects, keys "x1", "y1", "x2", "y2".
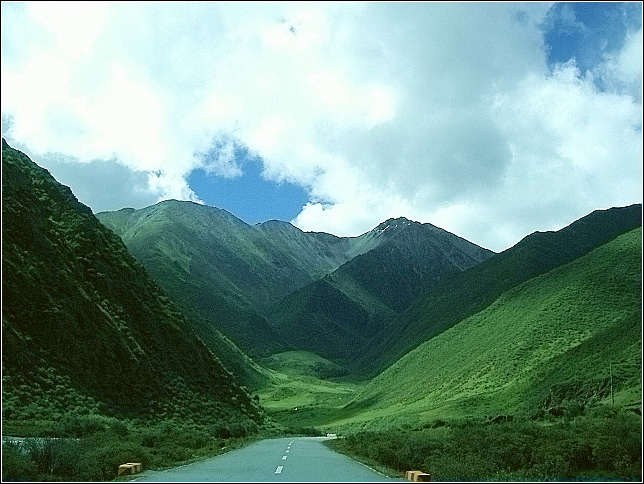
[{"x1": 1, "y1": 2, "x2": 642, "y2": 252}]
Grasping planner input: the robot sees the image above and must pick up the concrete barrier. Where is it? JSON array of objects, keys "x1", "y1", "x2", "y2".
[
  {"x1": 406, "y1": 470, "x2": 430, "y2": 481},
  {"x1": 406, "y1": 470, "x2": 419, "y2": 480},
  {"x1": 118, "y1": 463, "x2": 142, "y2": 476}
]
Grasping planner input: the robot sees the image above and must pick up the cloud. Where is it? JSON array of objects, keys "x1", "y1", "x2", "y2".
[
  {"x1": 38, "y1": 151, "x2": 159, "y2": 214},
  {"x1": 1, "y1": 2, "x2": 641, "y2": 251}
]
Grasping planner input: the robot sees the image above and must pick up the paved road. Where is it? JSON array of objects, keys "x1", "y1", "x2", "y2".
[{"x1": 132, "y1": 436, "x2": 405, "y2": 482}]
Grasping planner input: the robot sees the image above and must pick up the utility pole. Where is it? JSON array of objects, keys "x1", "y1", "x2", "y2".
[{"x1": 610, "y1": 363, "x2": 614, "y2": 405}]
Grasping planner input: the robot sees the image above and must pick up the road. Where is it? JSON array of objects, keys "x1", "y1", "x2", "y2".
[{"x1": 132, "y1": 436, "x2": 405, "y2": 482}]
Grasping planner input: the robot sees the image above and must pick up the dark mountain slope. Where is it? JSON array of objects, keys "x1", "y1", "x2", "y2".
[
  {"x1": 255, "y1": 220, "x2": 355, "y2": 278},
  {"x1": 354, "y1": 203, "x2": 643, "y2": 377},
  {"x1": 1, "y1": 139, "x2": 263, "y2": 427},
  {"x1": 330, "y1": 217, "x2": 494, "y2": 311},
  {"x1": 268, "y1": 218, "x2": 494, "y2": 364},
  {"x1": 267, "y1": 278, "x2": 376, "y2": 361}
]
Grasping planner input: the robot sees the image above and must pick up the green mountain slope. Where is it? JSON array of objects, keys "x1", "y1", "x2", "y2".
[
  {"x1": 267, "y1": 278, "x2": 378, "y2": 362},
  {"x1": 97, "y1": 202, "x2": 299, "y2": 356},
  {"x1": 98, "y1": 203, "x2": 358, "y2": 314},
  {"x1": 331, "y1": 218, "x2": 494, "y2": 311},
  {"x1": 98, "y1": 202, "x2": 386, "y2": 358},
  {"x1": 98, "y1": 206, "x2": 492, "y2": 363},
  {"x1": 255, "y1": 220, "x2": 355, "y2": 277},
  {"x1": 335, "y1": 227, "x2": 642, "y2": 430},
  {"x1": 355, "y1": 203, "x2": 643, "y2": 377},
  {"x1": 1, "y1": 139, "x2": 263, "y2": 429},
  {"x1": 268, "y1": 218, "x2": 494, "y2": 365}
]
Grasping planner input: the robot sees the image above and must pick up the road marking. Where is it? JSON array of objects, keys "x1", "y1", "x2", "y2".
[
  {"x1": 285, "y1": 449, "x2": 289, "y2": 453},
  {"x1": 282, "y1": 455, "x2": 287, "y2": 460},
  {"x1": 275, "y1": 466, "x2": 284, "y2": 474}
]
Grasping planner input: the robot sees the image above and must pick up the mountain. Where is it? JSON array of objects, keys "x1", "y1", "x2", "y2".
[
  {"x1": 1, "y1": 139, "x2": 264, "y2": 429},
  {"x1": 97, "y1": 206, "x2": 492, "y2": 363},
  {"x1": 97, "y1": 202, "x2": 362, "y2": 357},
  {"x1": 267, "y1": 218, "x2": 494, "y2": 363},
  {"x1": 354, "y1": 203, "x2": 643, "y2": 376},
  {"x1": 336, "y1": 226, "x2": 642, "y2": 430}
]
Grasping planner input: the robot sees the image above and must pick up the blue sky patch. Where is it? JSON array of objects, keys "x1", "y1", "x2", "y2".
[
  {"x1": 542, "y1": 2, "x2": 642, "y2": 74},
  {"x1": 188, "y1": 154, "x2": 310, "y2": 225}
]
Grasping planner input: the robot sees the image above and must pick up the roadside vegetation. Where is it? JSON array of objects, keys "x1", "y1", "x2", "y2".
[
  {"x1": 328, "y1": 406, "x2": 642, "y2": 481},
  {"x1": 2, "y1": 414, "x2": 271, "y2": 481}
]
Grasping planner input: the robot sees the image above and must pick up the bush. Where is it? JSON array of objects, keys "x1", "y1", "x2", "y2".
[
  {"x1": 50, "y1": 414, "x2": 111, "y2": 437},
  {"x1": 331, "y1": 412, "x2": 642, "y2": 481},
  {"x1": 2, "y1": 443, "x2": 38, "y2": 481},
  {"x1": 21, "y1": 438, "x2": 84, "y2": 481},
  {"x1": 79, "y1": 431, "x2": 152, "y2": 481}
]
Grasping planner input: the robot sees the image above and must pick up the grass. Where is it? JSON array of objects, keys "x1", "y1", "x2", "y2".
[
  {"x1": 327, "y1": 408, "x2": 642, "y2": 481},
  {"x1": 255, "y1": 355, "x2": 365, "y2": 428},
  {"x1": 259, "y1": 350, "x2": 348, "y2": 379},
  {"x1": 2, "y1": 417, "x2": 268, "y2": 482},
  {"x1": 327, "y1": 227, "x2": 642, "y2": 431}
]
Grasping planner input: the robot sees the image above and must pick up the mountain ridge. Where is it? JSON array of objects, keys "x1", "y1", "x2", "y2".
[
  {"x1": 353, "y1": 202, "x2": 643, "y2": 377},
  {"x1": 2, "y1": 139, "x2": 264, "y2": 428},
  {"x1": 97, "y1": 200, "x2": 494, "y2": 362},
  {"x1": 338, "y1": 226, "x2": 642, "y2": 429}
]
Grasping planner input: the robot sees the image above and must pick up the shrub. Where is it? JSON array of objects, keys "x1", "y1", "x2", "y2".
[
  {"x1": 331, "y1": 412, "x2": 642, "y2": 481},
  {"x1": 80, "y1": 431, "x2": 151, "y2": 481},
  {"x1": 2, "y1": 443, "x2": 38, "y2": 481}
]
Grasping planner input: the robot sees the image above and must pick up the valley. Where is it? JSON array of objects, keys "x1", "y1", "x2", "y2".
[{"x1": 2, "y1": 139, "x2": 642, "y2": 481}]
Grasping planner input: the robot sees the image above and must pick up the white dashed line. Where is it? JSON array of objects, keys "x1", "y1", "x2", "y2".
[
  {"x1": 275, "y1": 466, "x2": 284, "y2": 474},
  {"x1": 282, "y1": 455, "x2": 287, "y2": 460},
  {"x1": 285, "y1": 449, "x2": 289, "y2": 453}
]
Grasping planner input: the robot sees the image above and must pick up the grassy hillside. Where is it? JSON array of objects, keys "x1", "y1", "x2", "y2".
[
  {"x1": 355, "y1": 203, "x2": 642, "y2": 377},
  {"x1": 2, "y1": 139, "x2": 264, "y2": 435},
  {"x1": 268, "y1": 218, "x2": 493, "y2": 366},
  {"x1": 260, "y1": 350, "x2": 348, "y2": 379},
  {"x1": 255, "y1": 220, "x2": 355, "y2": 277},
  {"x1": 267, "y1": 278, "x2": 389, "y2": 363},
  {"x1": 255, "y1": 354, "x2": 363, "y2": 430},
  {"x1": 97, "y1": 202, "x2": 293, "y2": 356},
  {"x1": 334, "y1": 227, "x2": 642, "y2": 430}
]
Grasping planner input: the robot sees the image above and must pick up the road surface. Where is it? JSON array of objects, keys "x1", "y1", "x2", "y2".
[{"x1": 132, "y1": 436, "x2": 405, "y2": 482}]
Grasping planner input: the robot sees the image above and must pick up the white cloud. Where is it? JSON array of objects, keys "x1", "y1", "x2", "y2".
[
  {"x1": 1, "y1": 2, "x2": 641, "y2": 251},
  {"x1": 27, "y1": 1, "x2": 107, "y2": 59}
]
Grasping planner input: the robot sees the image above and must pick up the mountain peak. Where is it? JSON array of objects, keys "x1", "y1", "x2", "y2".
[{"x1": 374, "y1": 216, "x2": 416, "y2": 233}]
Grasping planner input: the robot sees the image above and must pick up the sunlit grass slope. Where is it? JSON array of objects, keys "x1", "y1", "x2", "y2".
[
  {"x1": 355, "y1": 204, "x2": 642, "y2": 377},
  {"x1": 260, "y1": 350, "x2": 349, "y2": 379},
  {"x1": 256, "y1": 351, "x2": 363, "y2": 428},
  {"x1": 335, "y1": 227, "x2": 642, "y2": 430}
]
